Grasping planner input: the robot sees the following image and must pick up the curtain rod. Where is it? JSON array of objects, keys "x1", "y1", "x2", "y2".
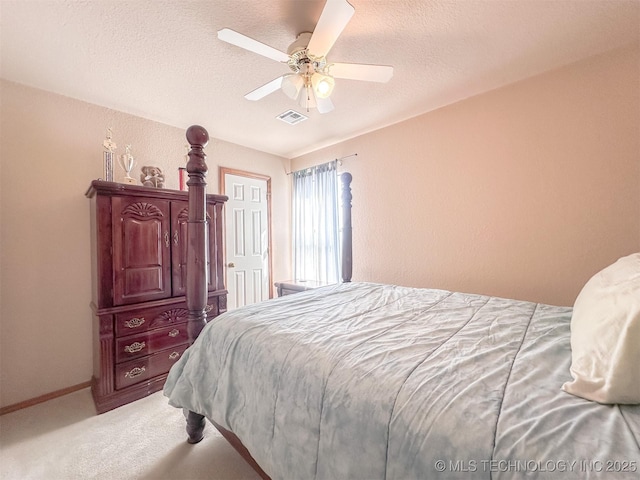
[{"x1": 285, "y1": 153, "x2": 358, "y2": 175}]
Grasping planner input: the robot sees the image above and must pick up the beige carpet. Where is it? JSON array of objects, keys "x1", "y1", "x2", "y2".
[{"x1": 0, "y1": 388, "x2": 261, "y2": 480}]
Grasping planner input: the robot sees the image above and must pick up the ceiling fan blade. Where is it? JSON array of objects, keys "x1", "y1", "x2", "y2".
[
  {"x1": 218, "y1": 28, "x2": 289, "y2": 63},
  {"x1": 307, "y1": 0, "x2": 355, "y2": 58},
  {"x1": 244, "y1": 76, "x2": 285, "y2": 101},
  {"x1": 316, "y1": 96, "x2": 335, "y2": 114},
  {"x1": 328, "y1": 62, "x2": 394, "y2": 83}
]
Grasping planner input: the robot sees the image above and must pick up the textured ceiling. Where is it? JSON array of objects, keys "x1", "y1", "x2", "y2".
[{"x1": 1, "y1": 0, "x2": 638, "y2": 159}]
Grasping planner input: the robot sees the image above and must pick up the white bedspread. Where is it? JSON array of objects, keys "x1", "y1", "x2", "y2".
[{"x1": 164, "y1": 282, "x2": 640, "y2": 479}]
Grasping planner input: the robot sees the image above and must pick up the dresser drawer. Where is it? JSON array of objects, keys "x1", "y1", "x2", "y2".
[
  {"x1": 115, "y1": 303, "x2": 189, "y2": 336},
  {"x1": 115, "y1": 323, "x2": 189, "y2": 363},
  {"x1": 115, "y1": 297, "x2": 223, "y2": 337},
  {"x1": 205, "y1": 301, "x2": 219, "y2": 318},
  {"x1": 115, "y1": 344, "x2": 188, "y2": 390}
]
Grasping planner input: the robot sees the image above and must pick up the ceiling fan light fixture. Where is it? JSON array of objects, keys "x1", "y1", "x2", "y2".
[
  {"x1": 282, "y1": 74, "x2": 304, "y2": 100},
  {"x1": 311, "y1": 73, "x2": 335, "y2": 99}
]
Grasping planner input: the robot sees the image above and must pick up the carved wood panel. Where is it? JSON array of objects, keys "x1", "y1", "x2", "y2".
[{"x1": 112, "y1": 197, "x2": 172, "y2": 305}]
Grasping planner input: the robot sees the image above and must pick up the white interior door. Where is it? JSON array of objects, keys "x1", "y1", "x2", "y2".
[{"x1": 224, "y1": 172, "x2": 270, "y2": 309}]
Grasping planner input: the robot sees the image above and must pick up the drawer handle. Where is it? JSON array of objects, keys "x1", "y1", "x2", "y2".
[
  {"x1": 124, "y1": 366, "x2": 145, "y2": 379},
  {"x1": 168, "y1": 329, "x2": 180, "y2": 338},
  {"x1": 173, "y1": 230, "x2": 179, "y2": 246},
  {"x1": 204, "y1": 304, "x2": 213, "y2": 313},
  {"x1": 124, "y1": 317, "x2": 145, "y2": 329},
  {"x1": 169, "y1": 352, "x2": 180, "y2": 360},
  {"x1": 164, "y1": 231, "x2": 170, "y2": 248},
  {"x1": 124, "y1": 341, "x2": 146, "y2": 353}
]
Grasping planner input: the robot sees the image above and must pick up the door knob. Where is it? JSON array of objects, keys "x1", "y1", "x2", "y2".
[{"x1": 227, "y1": 262, "x2": 235, "y2": 268}]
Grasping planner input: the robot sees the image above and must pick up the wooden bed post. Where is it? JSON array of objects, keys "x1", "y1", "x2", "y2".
[
  {"x1": 184, "y1": 125, "x2": 209, "y2": 445},
  {"x1": 341, "y1": 172, "x2": 353, "y2": 283},
  {"x1": 185, "y1": 125, "x2": 209, "y2": 343}
]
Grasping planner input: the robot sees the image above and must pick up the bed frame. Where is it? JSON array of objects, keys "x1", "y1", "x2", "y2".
[{"x1": 182, "y1": 125, "x2": 353, "y2": 478}]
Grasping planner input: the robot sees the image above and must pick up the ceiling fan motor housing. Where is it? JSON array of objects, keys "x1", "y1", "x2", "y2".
[
  {"x1": 287, "y1": 32, "x2": 327, "y2": 75},
  {"x1": 287, "y1": 32, "x2": 313, "y2": 55}
]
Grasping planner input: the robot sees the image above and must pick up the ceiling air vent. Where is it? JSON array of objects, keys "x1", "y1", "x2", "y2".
[{"x1": 277, "y1": 109, "x2": 308, "y2": 125}]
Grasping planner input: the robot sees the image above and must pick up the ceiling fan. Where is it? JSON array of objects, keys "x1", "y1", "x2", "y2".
[{"x1": 217, "y1": 0, "x2": 393, "y2": 114}]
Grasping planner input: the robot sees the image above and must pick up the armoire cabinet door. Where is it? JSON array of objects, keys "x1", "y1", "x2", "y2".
[
  {"x1": 171, "y1": 201, "x2": 189, "y2": 297},
  {"x1": 172, "y1": 202, "x2": 218, "y2": 296},
  {"x1": 208, "y1": 202, "x2": 224, "y2": 292},
  {"x1": 112, "y1": 196, "x2": 172, "y2": 305}
]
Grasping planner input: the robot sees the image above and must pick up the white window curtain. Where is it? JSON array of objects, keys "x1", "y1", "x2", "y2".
[{"x1": 292, "y1": 161, "x2": 340, "y2": 284}]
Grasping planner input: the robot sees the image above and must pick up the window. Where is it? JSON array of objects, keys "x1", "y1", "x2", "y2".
[{"x1": 292, "y1": 161, "x2": 340, "y2": 284}]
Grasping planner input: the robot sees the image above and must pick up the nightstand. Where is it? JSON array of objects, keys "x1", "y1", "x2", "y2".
[{"x1": 275, "y1": 280, "x2": 332, "y2": 297}]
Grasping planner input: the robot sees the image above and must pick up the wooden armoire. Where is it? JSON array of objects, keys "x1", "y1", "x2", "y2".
[{"x1": 86, "y1": 180, "x2": 227, "y2": 413}]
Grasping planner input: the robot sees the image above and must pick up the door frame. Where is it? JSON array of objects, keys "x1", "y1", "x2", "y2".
[{"x1": 219, "y1": 167, "x2": 274, "y2": 300}]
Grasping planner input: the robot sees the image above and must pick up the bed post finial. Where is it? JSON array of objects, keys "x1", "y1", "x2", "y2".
[
  {"x1": 340, "y1": 172, "x2": 353, "y2": 283},
  {"x1": 186, "y1": 125, "x2": 209, "y2": 176},
  {"x1": 185, "y1": 125, "x2": 209, "y2": 343}
]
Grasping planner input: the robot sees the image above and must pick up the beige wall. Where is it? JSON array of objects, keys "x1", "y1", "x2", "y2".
[
  {"x1": 0, "y1": 80, "x2": 291, "y2": 408},
  {"x1": 292, "y1": 45, "x2": 640, "y2": 307}
]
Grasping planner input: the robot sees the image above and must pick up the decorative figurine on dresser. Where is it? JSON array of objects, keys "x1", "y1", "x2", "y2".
[
  {"x1": 140, "y1": 165, "x2": 166, "y2": 188},
  {"x1": 86, "y1": 126, "x2": 228, "y2": 413}
]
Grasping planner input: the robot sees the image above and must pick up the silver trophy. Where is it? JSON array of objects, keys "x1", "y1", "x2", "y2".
[
  {"x1": 102, "y1": 128, "x2": 116, "y2": 182},
  {"x1": 119, "y1": 144, "x2": 136, "y2": 184}
]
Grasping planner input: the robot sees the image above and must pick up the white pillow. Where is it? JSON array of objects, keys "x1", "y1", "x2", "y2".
[{"x1": 562, "y1": 253, "x2": 640, "y2": 404}]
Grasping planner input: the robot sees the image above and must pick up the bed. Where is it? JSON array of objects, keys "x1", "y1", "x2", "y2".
[{"x1": 167, "y1": 126, "x2": 639, "y2": 479}]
